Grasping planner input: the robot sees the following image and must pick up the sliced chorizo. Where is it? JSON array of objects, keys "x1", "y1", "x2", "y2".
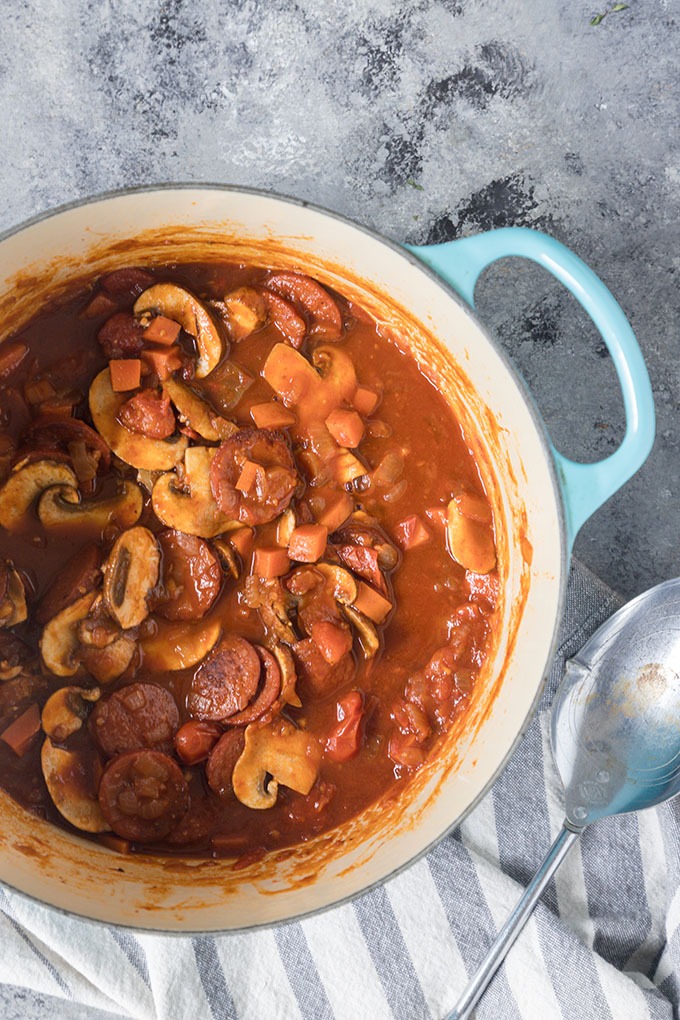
[
  {"x1": 36, "y1": 544, "x2": 102, "y2": 625},
  {"x1": 205, "y1": 729, "x2": 246, "y2": 798},
  {"x1": 98, "y1": 749, "x2": 189, "y2": 842},
  {"x1": 90, "y1": 683, "x2": 180, "y2": 757},
  {"x1": 156, "y1": 530, "x2": 222, "y2": 621},
  {"x1": 100, "y1": 268, "x2": 155, "y2": 300},
  {"x1": 293, "y1": 636, "x2": 356, "y2": 697},
  {"x1": 263, "y1": 291, "x2": 306, "y2": 348},
  {"x1": 187, "y1": 635, "x2": 261, "y2": 721},
  {"x1": 265, "y1": 272, "x2": 343, "y2": 341},
  {"x1": 22, "y1": 416, "x2": 111, "y2": 472},
  {"x1": 117, "y1": 389, "x2": 176, "y2": 439},
  {"x1": 228, "y1": 646, "x2": 281, "y2": 725},
  {"x1": 209, "y1": 427, "x2": 298, "y2": 525},
  {"x1": 97, "y1": 312, "x2": 145, "y2": 359}
]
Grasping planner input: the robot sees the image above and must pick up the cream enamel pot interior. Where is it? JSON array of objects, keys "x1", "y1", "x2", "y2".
[{"x1": 0, "y1": 186, "x2": 654, "y2": 932}]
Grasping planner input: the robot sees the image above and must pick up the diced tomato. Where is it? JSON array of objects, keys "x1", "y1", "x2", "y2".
[
  {"x1": 143, "y1": 315, "x2": 182, "y2": 346},
  {"x1": 311, "y1": 620, "x2": 353, "y2": 665},
  {"x1": 109, "y1": 358, "x2": 141, "y2": 392},
  {"x1": 252, "y1": 546, "x2": 291, "y2": 578},
  {"x1": 353, "y1": 385, "x2": 379, "y2": 416},
  {"x1": 175, "y1": 720, "x2": 223, "y2": 765},
  {"x1": 353, "y1": 581, "x2": 392, "y2": 624},
  {"x1": 0, "y1": 704, "x2": 41, "y2": 757},
  {"x1": 288, "y1": 523, "x2": 328, "y2": 563},
  {"x1": 326, "y1": 691, "x2": 364, "y2": 762},
  {"x1": 325, "y1": 408, "x2": 365, "y2": 449},
  {"x1": 425, "y1": 505, "x2": 448, "y2": 528},
  {"x1": 250, "y1": 401, "x2": 297, "y2": 429},
  {"x1": 394, "y1": 514, "x2": 431, "y2": 550},
  {"x1": 141, "y1": 346, "x2": 183, "y2": 381}
]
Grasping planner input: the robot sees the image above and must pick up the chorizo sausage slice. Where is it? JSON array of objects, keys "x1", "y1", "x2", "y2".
[
  {"x1": 263, "y1": 292, "x2": 306, "y2": 348},
  {"x1": 36, "y1": 544, "x2": 102, "y2": 625},
  {"x1": 156, "y1": 530, "x2": 222, "y2": 621},
  {"x1": 97, "y1": 312, "x2": 145, "y2": 359},
  {"x1": 100, "y1": 268, "x2": 155, "y2": 299},
  {"x1": 22, "y1": 416, "x2": 112, "y2": 472},
  {"x1": 265, "y1": 272, "x2": 343, "y2": 341},
  {"x1": 90, "y1": 683, "x2": 180, "y2": 757},
  {"x1": 228, "y1": 646, "x2": 281, "y2": 725},
  {"x1": 209, "y1": 427, "x2": 298, "y2": 525},
  {"x1": 187, "y1": 635, "x2": 261, "y2": 721},
  {"x1": 117, "y1": 389, "x2": 176, "y2": 439},
  {"x1": 98, "y1": 749, "x2": 189, "y2": 842},
  {"x1": 206, "y1": 729, "x2": 246, "y2": 798}
]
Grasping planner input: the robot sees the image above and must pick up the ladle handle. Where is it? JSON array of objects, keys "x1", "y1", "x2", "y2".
[{"x1": 446, "y1": 823, "x2": 581, "y2": 1020}]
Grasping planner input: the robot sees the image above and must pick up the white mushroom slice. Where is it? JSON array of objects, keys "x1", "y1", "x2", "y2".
[
  {"x1": 232, "y1": 719, "x2": 321, "y2": 810},
  {"x1": 163, "y1": 376, "x2": 236, "y2": 442},
  {"x1": 102, "y1": 526, "x2": 160, "y2": 629},
  {"x1": 152, "y1": 446, "x2": 237, "y2": 538},
  {"x1": 40, "y1": 591, "x2": 97, "y2": 677},
  {"x1": 0, "y1": 459, "x2": 77, "y2": 530},
  {"x1": 222, "y1": 286, "x2": 267, "y2": 340},
  {"x1": 38, "y1": 481, "x2": 143, "y2": 530},
  {"x1": 0, "y1": 566, "x2": 28, "y2": 627},
  {"x1": 41, "y1": 739, "x2": 109, "y2": 833},
  {"x1": 342, "y1": 603, "x2": 380, "y2": 659},
  {"x1": 271, "y1": 644, "x2": 301, "y2": 708},
  {"x1": 41, "y1": 685, "x2": 100, "y2": 743},
  {"x1": 134, "y1": 283, "x2": 223, "y2": 378},
  {"x1": 275, "y1": 508, "x2": 297, "y2": 547},
  {"x1": 89, "y1": 368, "x2": 188, "y2": 471},
  {"x1": 446, "y1": 496, "x2": 496, "y2": 574},
  {"x1": 316, "y1": 562, "x2": 358, "y2": 605},
  {"x1": 141, "y1": 615, "x2": 221, "y2": 671}
]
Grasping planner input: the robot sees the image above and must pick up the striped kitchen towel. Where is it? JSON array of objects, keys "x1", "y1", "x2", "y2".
[{"x1": 0, "y1": 558, "x2": 677, "y2": 1020}]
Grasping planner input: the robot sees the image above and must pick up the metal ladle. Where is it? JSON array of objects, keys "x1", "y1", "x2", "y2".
[{"x1": 449, "y1": 577, "x2": 680, "y2": 1019}]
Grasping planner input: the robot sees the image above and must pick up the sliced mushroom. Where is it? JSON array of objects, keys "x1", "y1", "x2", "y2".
[
  {"x1": 163, "y1": 376, "x2": 237, "y2": 442},
  {"x1": 40, "y1": 591, "x2": 97, "y2": 677},
  {"x1": 0, "y1": 459, "x2": 76, "y2": 530},
  {"x1": 0, "y1": 564, "x2": 27, "y2": 628},
  {"x1": 446, "y1": 495, "x2": 496, "y2": 574},
  {"x1": 221, "y1": 286, "x2": 267, "y2": 340},
  {"x1": 311, "y1": 346, "x2": 357, "y2": 405},
  {"x1": 152, "y1": 446, "x2": 237, "y2": 538},
  {"x1": 134, "y1": 283, "x2": 223, "y2": 378},
  {"x1": 140, "y1": 615, "x2": 222, "y2": 671},
  {"x1": 232, "y1": 718, "x2": 321, "y2": 809},
  {"x1": 243, "y1": 575, "x2": 298, "y2": 645},
  {"x1": 342, "y1": 603, "x2": 380, "y2": 659},
  {"x1": 89, "y1": 368, "x2": 188, "y2": 471},
  {"x1": 212, "y1": 536, "x2": 241, "y2": 579},
  {"x1": 315, "y1": 562, "x2": 358, "y2": 605},
  {"x1": 102, "y1": 526, "x2": 160, "y2": 629},
  {"x1": 38, "y1": 481, "x2": 143, "y2": 530},
  {"x1": 271, "y1": 643, "x2": 302, "y2": 708},
  {"x1": 41, "y1": 685, "x2": 100, "y2": 743},
  {"x1": 276, "y1": 508, "x2": 297, "y2": 547},
  {"x1": 41, "y1": 738, "x2": 109, "y2": 832}
]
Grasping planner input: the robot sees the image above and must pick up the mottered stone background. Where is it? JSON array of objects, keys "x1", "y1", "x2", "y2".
[{"x1": 0, "y1": 0, "x2": 679, "y2": 601}]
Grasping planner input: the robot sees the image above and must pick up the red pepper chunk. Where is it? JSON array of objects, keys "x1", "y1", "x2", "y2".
[{"x1": 325, "y1": 691, "x2": 364, "y2": 762}]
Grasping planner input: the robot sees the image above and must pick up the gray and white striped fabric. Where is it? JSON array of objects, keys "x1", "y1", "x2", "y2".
[{"x1": 1, "y1": 559, "x2": 678, "y2": 1020}]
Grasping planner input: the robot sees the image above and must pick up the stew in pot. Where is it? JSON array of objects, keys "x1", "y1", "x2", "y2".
[{"x1": 0, "y1": 261, "x2": 498, "y2": 860}]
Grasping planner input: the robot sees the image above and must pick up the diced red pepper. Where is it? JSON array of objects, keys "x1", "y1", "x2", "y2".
[
  {"x1": 0, "y1": 704, "x2": 41, "y2": 757},
  {"x1": 314, "y1": 489, "x2": 353, "y2": 532},
  {"x1": 235, "y1": 460, "x2": 264, "y2": 496},
  {"x1": 325, "y1": 408, "x2": 365, "y2": 449},
  {"x1": 229, "y1": 526, "x2": 255, "y2": 558},
  {"x1": 141, "y1": 346, "x2": 183, "y2": 381},
  {"x1": 353, "y1": 581, "x2": 392, "y2": 624},
  {"x1": 311, "y1": 620, "x2": 353, "y2": 665},
  {"x1": 175, "y1": 720, "x2": 223, "y2": 765},
  {"x1": 326, "y1": 691, "x2": 364, "y2": 762},
  {"x1": 394, "y1": 514, "x2": 431, "y2": 550}
]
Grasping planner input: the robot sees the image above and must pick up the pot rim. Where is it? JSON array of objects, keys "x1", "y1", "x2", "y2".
[{"x1": 0, "y1": 182, "x2": 569, "y2": 935}]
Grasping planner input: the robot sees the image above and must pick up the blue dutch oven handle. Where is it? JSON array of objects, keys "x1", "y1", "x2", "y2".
[{"x1": 407, "y1": 227, "x2": 655, "y2": 550}]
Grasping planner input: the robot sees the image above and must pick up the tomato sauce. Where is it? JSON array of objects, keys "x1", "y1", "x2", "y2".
[{"x1": 0, "y1": 262, "x2": 499, "y2": 860}]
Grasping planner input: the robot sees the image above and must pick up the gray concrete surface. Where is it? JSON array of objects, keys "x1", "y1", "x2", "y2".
[{"x1": 2, "y1": 0, "x2": 678, "y2": 601}]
